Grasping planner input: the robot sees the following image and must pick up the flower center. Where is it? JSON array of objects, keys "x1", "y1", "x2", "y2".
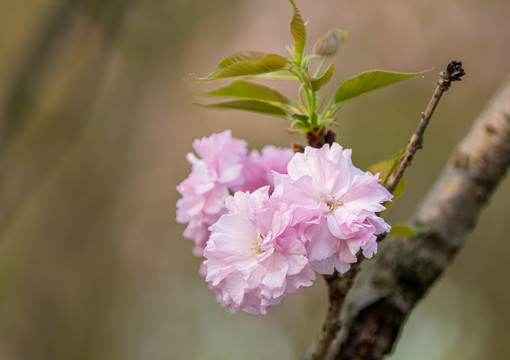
[
  {"x1": 321, "y1": 194, "x2": 344, "y2": 212},
  {"x1": 251, "y1": 234, "x2": 265, "y2": 255}
]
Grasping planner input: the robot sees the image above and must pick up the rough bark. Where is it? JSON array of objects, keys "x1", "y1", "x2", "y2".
[{"x1": 304, "y1": 75, "x2": 510, "y2": 360}]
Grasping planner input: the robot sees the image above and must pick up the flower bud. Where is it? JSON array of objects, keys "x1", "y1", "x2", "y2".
[{"x1": 312, "y1": 29, "x2": 348, "y2": 57}]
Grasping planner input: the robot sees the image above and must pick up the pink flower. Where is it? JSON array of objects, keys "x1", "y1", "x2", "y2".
[
  {"x1": 237, "y1": 146, "x2": 295, "y2": 193},
  {"x1": 273, "y1": 143, "x2": 392, "y2": 274},
  {"x1": 176, "y1": 172, "x2": 229, "y2": 256},
  {"x1": 187, "y1": 130, "x2": 247, "y2": 188},
  {"x1": 176, "y1": 131, "x2": 296, "y2": 257},
  {"x1": 176, "y1": 130, "x2": 247, "y2": 256},
  {"x1": 203, "y1": 187, "x2": 315, "y2": 315}
]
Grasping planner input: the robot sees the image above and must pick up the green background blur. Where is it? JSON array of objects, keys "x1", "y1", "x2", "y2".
[{"x1": 0, "y1": 0, "x2": 509, "y2": 359}]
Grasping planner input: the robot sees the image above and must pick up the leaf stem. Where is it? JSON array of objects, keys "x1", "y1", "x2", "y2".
[{"x1": 313, "y1": 58, "x2": 327, "y2": 78}]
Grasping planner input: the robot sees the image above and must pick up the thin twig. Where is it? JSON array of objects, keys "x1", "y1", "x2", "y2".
[{"x1": 385, "y1": 61, "x2": 465, "y2": 194}]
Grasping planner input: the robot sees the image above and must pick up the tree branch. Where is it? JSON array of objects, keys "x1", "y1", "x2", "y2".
[
  {"x1": 308, "y1": 61, "x2": 465, "y2": 360},
  {"x1": 321, "y1": 74, "x2": 510, "y2": 359},
  {"x1": 312, "y1": 260, "x2": 361, "y2": 360},
  {"x1": 385, "y1": 61, "x2": 465, "y2": 193}
]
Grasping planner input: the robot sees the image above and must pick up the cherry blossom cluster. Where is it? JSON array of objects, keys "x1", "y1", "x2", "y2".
[
  {"x1": 176, "y1": 130, "x2": 294, "y2": 256},
  {"x1": 176, "y1": 130, "x2": 392, "y2": 315}
]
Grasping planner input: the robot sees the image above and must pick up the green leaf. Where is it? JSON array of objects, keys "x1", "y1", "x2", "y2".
[
  {"x1": 200, "y1": 80, "x2": 290, "y2": 105},
  {"x1": 291, "y1": 113, "x2": 308, "y2": 122},
  {"x1": 388, "y1": 223, "x2": 430, "y2": 237},
  {"x1": 413, "y1": 224, "x2": 431, "y2": 235},
  {"x1": 218, "y1": 50, "x2": 267, "y2": 68},
  {"x1": 381, "y1": 176, "x2": 405, "y2": 215},
  {"x1": 388, "y1": 223, "x2": 415, "y2": 237},
  {"x1": 367, "y1": 149, "x2": 405, "y2": 186},
  {"x1": 194, "y1": 100, "x2": 288, "y2": 118},
  {"x1": 291, "y1": 120, "x2": 311, "y2": 132},
  {"x1": 369, "y1": 150, "x2": 407, "y2": 216},
  {"x1": 311, "y1": 64, "x2": 335, "y2": 92},
  {"x1": 289, "y1": 0, "x2": 306, "y2": 63},
  {"x1": 392, "y1": 176, "x2": 406, "y2": 199},
  {"x1": 254, "y1": 70, "x2": 297, "y2": 80},
  {"x1": 195, "y1": 54, "x2": 289, "y2": 81},
  {"x1": 310, "y1": 113, "x2": 319, "y2": 127},
  {"x1": 334, "y1": 69, "x2": 429, "y2": 104}
]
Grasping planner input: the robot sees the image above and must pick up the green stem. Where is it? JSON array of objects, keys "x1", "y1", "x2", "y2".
[{"x1": 313, "y1": 59, "x2": 327, "y2": 78}]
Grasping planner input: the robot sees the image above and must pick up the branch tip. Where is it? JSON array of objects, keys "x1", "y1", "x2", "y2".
[
  {"x1": 439, "y1": 60, "x2": 465, "y2": 91},
  {"x1": 385, "y1": 60, "x2": 465, "y2": 194}
]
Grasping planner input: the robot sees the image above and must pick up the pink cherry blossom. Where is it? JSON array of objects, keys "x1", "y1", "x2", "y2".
[
  {"x1": 176, "y1": 172, "x2": 230, "y2": 256},
  {"x1": 187, "y1": 129, "x2": 247, "y2": 187},
  {"x1": 176, "y1": 131, "x2": 297, "y2": 257},
  {"x1": 203, "y1": 187, "x2": 315, "y2": 315},
  {"x1": 273, "y1": 143, "x2": 392, "y2": 274},
  {"x1": 176, "y1": 130, "x2": 247, "y2": 256},
  {"x1": 237, "y1": 145, "x2": 295, "y2": 193}
]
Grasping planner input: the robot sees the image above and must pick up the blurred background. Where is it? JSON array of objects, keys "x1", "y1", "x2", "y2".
[{"x1": 0, "y1": 0, "x2": 509, "y2": 359}]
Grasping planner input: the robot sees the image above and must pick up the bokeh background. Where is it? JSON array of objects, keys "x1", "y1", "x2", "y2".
[{"x1": 0, "y1": 0, "x2": 509, "y2": 359}]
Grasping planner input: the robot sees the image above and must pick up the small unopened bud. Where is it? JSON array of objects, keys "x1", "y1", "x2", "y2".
[{"x1": 313, "y1": 29, "x2": 348, "y2": 57}]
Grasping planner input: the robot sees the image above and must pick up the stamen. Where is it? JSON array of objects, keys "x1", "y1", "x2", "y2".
[
  {"x1": 251, "y1": 234, "x2": 265, "y2": 255},
  {"x1": 321, "y1": 194, "x2": 344, "y2": 212}
]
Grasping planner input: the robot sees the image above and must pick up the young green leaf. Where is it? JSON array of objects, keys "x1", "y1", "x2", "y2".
[
  {"x1": 200, "y1": 80, "x2": 290, "y2": 105},
  {"x1": 392, "y1": 176, "x2": 406, "y2": 199},
  {"x1": 381, "y1": 176, "x2": 405, "y2": 215},
  {"x1": 194, "y1": 100, "x2": 288, "y2": 118},
  {"x1": 334, "y1": 69, "x2": 429, "y2": 104},
  {"x1": 195, "y1": 54, "x2": 289, "y2": 81},
  {"x1": 289, "y1": 0, "x2": 306, "y2": 63},
  {"x1": 413, "y1": 224, "x2": 431, "y2": 235},
  {"x1": 368, "y1": 149, "x2": 407, "y2": 215},
  {"x1": 291, "y1": 120, "x2": 312, "y2": 132},
  {"x1": 254, "y1": 69, "x2": 298, "y2": 80},
  {"x1": 291, "y1": 113, "x2": 308, "y2": 122},
  {"x1": 367, "y1": 149, "x2": 405, "y2": 186},
  {"x1": 311, "y1": 64, "x2": 335, "y2": 92},
  {"x1": 218, "y1": 50, "x2": 267, "y2": 69},
  {"x1": 387, "y1": 223, "x2": 430, "y2": 237},
  {"x1": 388, "y1": 223, "x2": 416, "y2": 237}
]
